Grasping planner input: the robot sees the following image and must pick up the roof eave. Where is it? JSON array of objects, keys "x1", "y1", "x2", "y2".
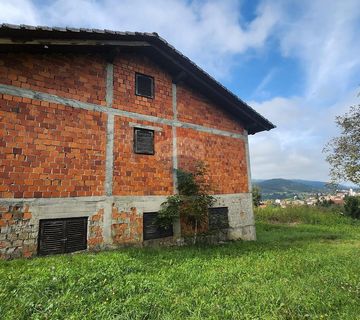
[{"x1": 0, "y1": 24, "x2": 276, "y2": 134}]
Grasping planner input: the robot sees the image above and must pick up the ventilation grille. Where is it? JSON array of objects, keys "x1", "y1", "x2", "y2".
[
  {"x1": 143, "y1": 212, "x2": 173, "y2": 240},
  {"x1": 38, "y1": 217, "x2": 87, "y2": 256},
  {"x1": 134, "y1": 128, "x2": 154, "y2": 155},
  {"x1": 208, "y1": 207, "x2": 229, "y2": 230},
  {"x1": 135, "y1": 73, "x2": 154, "y2": 98}
]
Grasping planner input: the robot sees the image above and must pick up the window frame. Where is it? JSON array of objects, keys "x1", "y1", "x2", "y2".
[{"x1": 135, "y1": 72, "x2": 154, "y2": 99}]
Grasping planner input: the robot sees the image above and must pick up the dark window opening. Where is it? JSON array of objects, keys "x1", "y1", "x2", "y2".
[
  {"x1": 208, "y1": 207, "x2": 229, "y2": 230},
  {"x1": 38, "y1": 217, "x2": 87, "y2": 256},
  {"x1": 134, "y1": 128, "x2": 155, "y2": 155},
  {"x1": 143, "y1": 212, "x2": 173, "y2": 240},
  {"x1": 135, "y1": 73, "x2": 154, "y2": 98}
]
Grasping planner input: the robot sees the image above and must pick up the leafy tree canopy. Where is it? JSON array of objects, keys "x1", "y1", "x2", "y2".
[{"x1": 323, "y1": 105, "x2": 360, "y2": 186}]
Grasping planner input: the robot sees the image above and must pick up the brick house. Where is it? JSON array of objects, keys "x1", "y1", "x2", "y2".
[{"x1": 0, "y1": 24, "x2": 274, "y2": 259}]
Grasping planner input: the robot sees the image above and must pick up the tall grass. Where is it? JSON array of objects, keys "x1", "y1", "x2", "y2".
[
  {"x1": 0, "y1": 205, "x2": 359, "y2": 319},
  {"x1": 255, "y1": 205, "x2": 357, "y2": 226}
]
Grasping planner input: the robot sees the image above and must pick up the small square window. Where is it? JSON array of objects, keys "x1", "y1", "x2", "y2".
[
  {"x1": 134, "y1": 128, "x2": 155, "y2": 155},
  {"x1": 135, "y1": 73, "x2": 154, "y2": 98}
]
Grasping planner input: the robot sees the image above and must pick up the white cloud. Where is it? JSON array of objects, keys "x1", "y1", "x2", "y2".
[
  {"x1": 0, "y1": 0, "x2": 280, "y2": 78},
  {"x1": 251, "y1": 68, "x2": 278, "y2": 99},
  {"x1": 0, "y1": 0, "x2": 38, "y2": 25},
  {"x1": 276, "y1": 0, "x2": 360, "y2": 104},
  {"x1": 249, "y1": 90, "x2": 359, "y2": 181}
]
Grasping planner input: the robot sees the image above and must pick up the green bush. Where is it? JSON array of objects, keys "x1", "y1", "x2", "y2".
[
  {"x1": 344, "y1": 196, "x2": 360, "y2": 219},
  {"x1": 157, "y1": 162, "x2": 215, "y2": 244}
]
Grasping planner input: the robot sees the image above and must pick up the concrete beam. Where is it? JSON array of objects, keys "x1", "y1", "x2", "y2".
[
  {"x1": 0, "y1": 83, "x2": 246, "y2": 140},
  {"x1": 128, "y1": 122, "x2": 163, "y2": 132}
]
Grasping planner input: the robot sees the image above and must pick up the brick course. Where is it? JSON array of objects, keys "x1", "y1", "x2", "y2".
[
  {"x1": 177, "y1": 83, "x2": 245, "y2": 133},
  {"x1": 0, "y1": 53, "x2": 106, "y2": 105},
  {"x1": 177, "y1": 127, "x2": 249, "y2": 194},
  {"x1": 113, "y1": 117, "x2": 173, "y2": 196},
  {"x1": 113, "y1": 53, "x2": 173, "y2": 119},
  {"x1": 0, "y1": 95, "x2": 106, "y2": 198}
]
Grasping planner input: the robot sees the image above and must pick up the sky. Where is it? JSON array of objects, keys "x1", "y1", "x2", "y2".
[{"x1": 0, "y1": 0, "x2": 359, "y2": 183}]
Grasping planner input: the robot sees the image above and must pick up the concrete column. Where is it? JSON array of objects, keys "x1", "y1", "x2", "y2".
[
  {"x1": 172, "y1": 83, "x2": 178, "y2": 193},
  {"x1": 172, "y1": 83, "x2": 181, "y2": 238},
  {"x1": 104, "y1": 62, "x2": 114, "y2": 245}
]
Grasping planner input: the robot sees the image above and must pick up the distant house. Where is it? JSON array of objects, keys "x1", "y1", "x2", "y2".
[{"x1": 0, "y1": 24, "x2": 274, "y2": 259}]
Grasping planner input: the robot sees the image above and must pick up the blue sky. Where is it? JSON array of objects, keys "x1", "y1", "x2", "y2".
[{"x1": 1, "y1": 0, "x2": 359, "y2": 182}]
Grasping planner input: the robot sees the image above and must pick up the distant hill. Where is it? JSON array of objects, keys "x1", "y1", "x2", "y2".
[
  {"x1": 254, "y1": 179, "x2": 317, "y2": 194},
  {"x1": 252, "y1": 178, "x2": 351, "y2": 200},
  {"x1": 292, "y1": 179, "x2": 330, "y2": 189}
]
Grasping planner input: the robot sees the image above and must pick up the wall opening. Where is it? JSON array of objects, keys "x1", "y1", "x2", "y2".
[
  {"x1": 143, "y1": 212, "x2": 173, "y2": 240},
  {"x1": 38, "y1": 217, "x2": 88, "y2": 256},
  {"x1": 208, "y1": 207, "x2": 229, "y2": 230}
]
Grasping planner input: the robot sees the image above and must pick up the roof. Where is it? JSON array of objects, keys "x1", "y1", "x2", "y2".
[{"x1": 0, "y1": 23, "x2": 275, "y2": 134}]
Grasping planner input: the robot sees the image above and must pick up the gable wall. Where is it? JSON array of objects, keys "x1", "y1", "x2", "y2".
[
  {"x1": 0, "y1": 50, "x2": 254, "y2": 259},
  {"x1": 0, "y1": 52, "x2": 106, "y2": 105},
  {"x1": 177, "y1": 83, "x2": 245, "y2": 133},
  {"x1": 113, "y1": 53, "x2": 173, "y2": 119}
]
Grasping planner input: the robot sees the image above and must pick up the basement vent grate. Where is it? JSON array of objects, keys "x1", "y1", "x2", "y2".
[
  {"x1": 143, "y1": 212, "x2": 173, "y2": 240},
  {"x1": 38, "y1": 217, "x2": 87, "y2": 256},
  {"x1": 208, "y1": 207, "x2": 229, "y2": 230}
]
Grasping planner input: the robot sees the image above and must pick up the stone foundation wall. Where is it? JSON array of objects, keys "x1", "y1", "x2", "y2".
[
  {"x1": 0, "y1": 204, "x2": 37, "y2": 259},
  {"x1": 0, "y1": 193, "x2": 255, "y2": 259}
]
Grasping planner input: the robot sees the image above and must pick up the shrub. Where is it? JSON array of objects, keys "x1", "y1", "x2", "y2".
[
  {"x1": 252, "y1": 185, "x2": 262, "y2": 207},
  {"x1": 157, "y1": 162, "x2": 215, "y2": 244},
  {"x1": 344, "y1": 196, "x2": 360, "y2": 219}
]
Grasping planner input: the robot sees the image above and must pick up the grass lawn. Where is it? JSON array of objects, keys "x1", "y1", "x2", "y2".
[{"x1": 1, "y1": 207, "x2": 359, "y2": 319}]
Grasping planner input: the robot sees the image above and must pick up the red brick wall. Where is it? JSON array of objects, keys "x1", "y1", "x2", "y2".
[
  {"x1": 113, "y1": 53, "x2": 173, "y2": 119},
  {"x1": 177, "y1": 83, "x2": 245, "y2": 133},
  {"x1": 0, "y1": 95, "x2": 106, "y2": 198},
  {"x1": 0, "y1": 51, "x2": 248, "y2": 200},
  {"x1": 177, "y1": 128, "x2": 249, "y2": 194},
  {"x1": 112, "y1": 117, "x2": 173, "y2": 196},
  {"x1": 0, "y1": 52, "x2": 106, "y2": 105}
]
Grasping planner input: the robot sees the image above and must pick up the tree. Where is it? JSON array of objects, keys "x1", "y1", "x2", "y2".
[
  {"x1": 344, "y1": 196, "x2": 360, "y2": 219},
  {"x1": 323, "y1": 105, "x2": 360, "y2": 186},
  {"x1": 252, "y1": 185, "x2": 262, "y2": 207},
  {"x1": 157, "y1": 162, "x2": 215, "y2": 244}
]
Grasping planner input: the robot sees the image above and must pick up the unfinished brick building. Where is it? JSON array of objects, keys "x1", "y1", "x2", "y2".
[{"x1": 0, "y1": 24, "x2": 274, "y2": 259}]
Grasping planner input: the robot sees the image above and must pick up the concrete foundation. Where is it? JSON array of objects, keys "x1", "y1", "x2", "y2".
[{"x1": 0, "y1": 192, "x2": 255, "y2": 259}]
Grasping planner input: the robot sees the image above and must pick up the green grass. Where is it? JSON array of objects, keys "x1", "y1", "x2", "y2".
[{"x1": 1, "y1": 207, "x2": 360, "y2": 319}]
